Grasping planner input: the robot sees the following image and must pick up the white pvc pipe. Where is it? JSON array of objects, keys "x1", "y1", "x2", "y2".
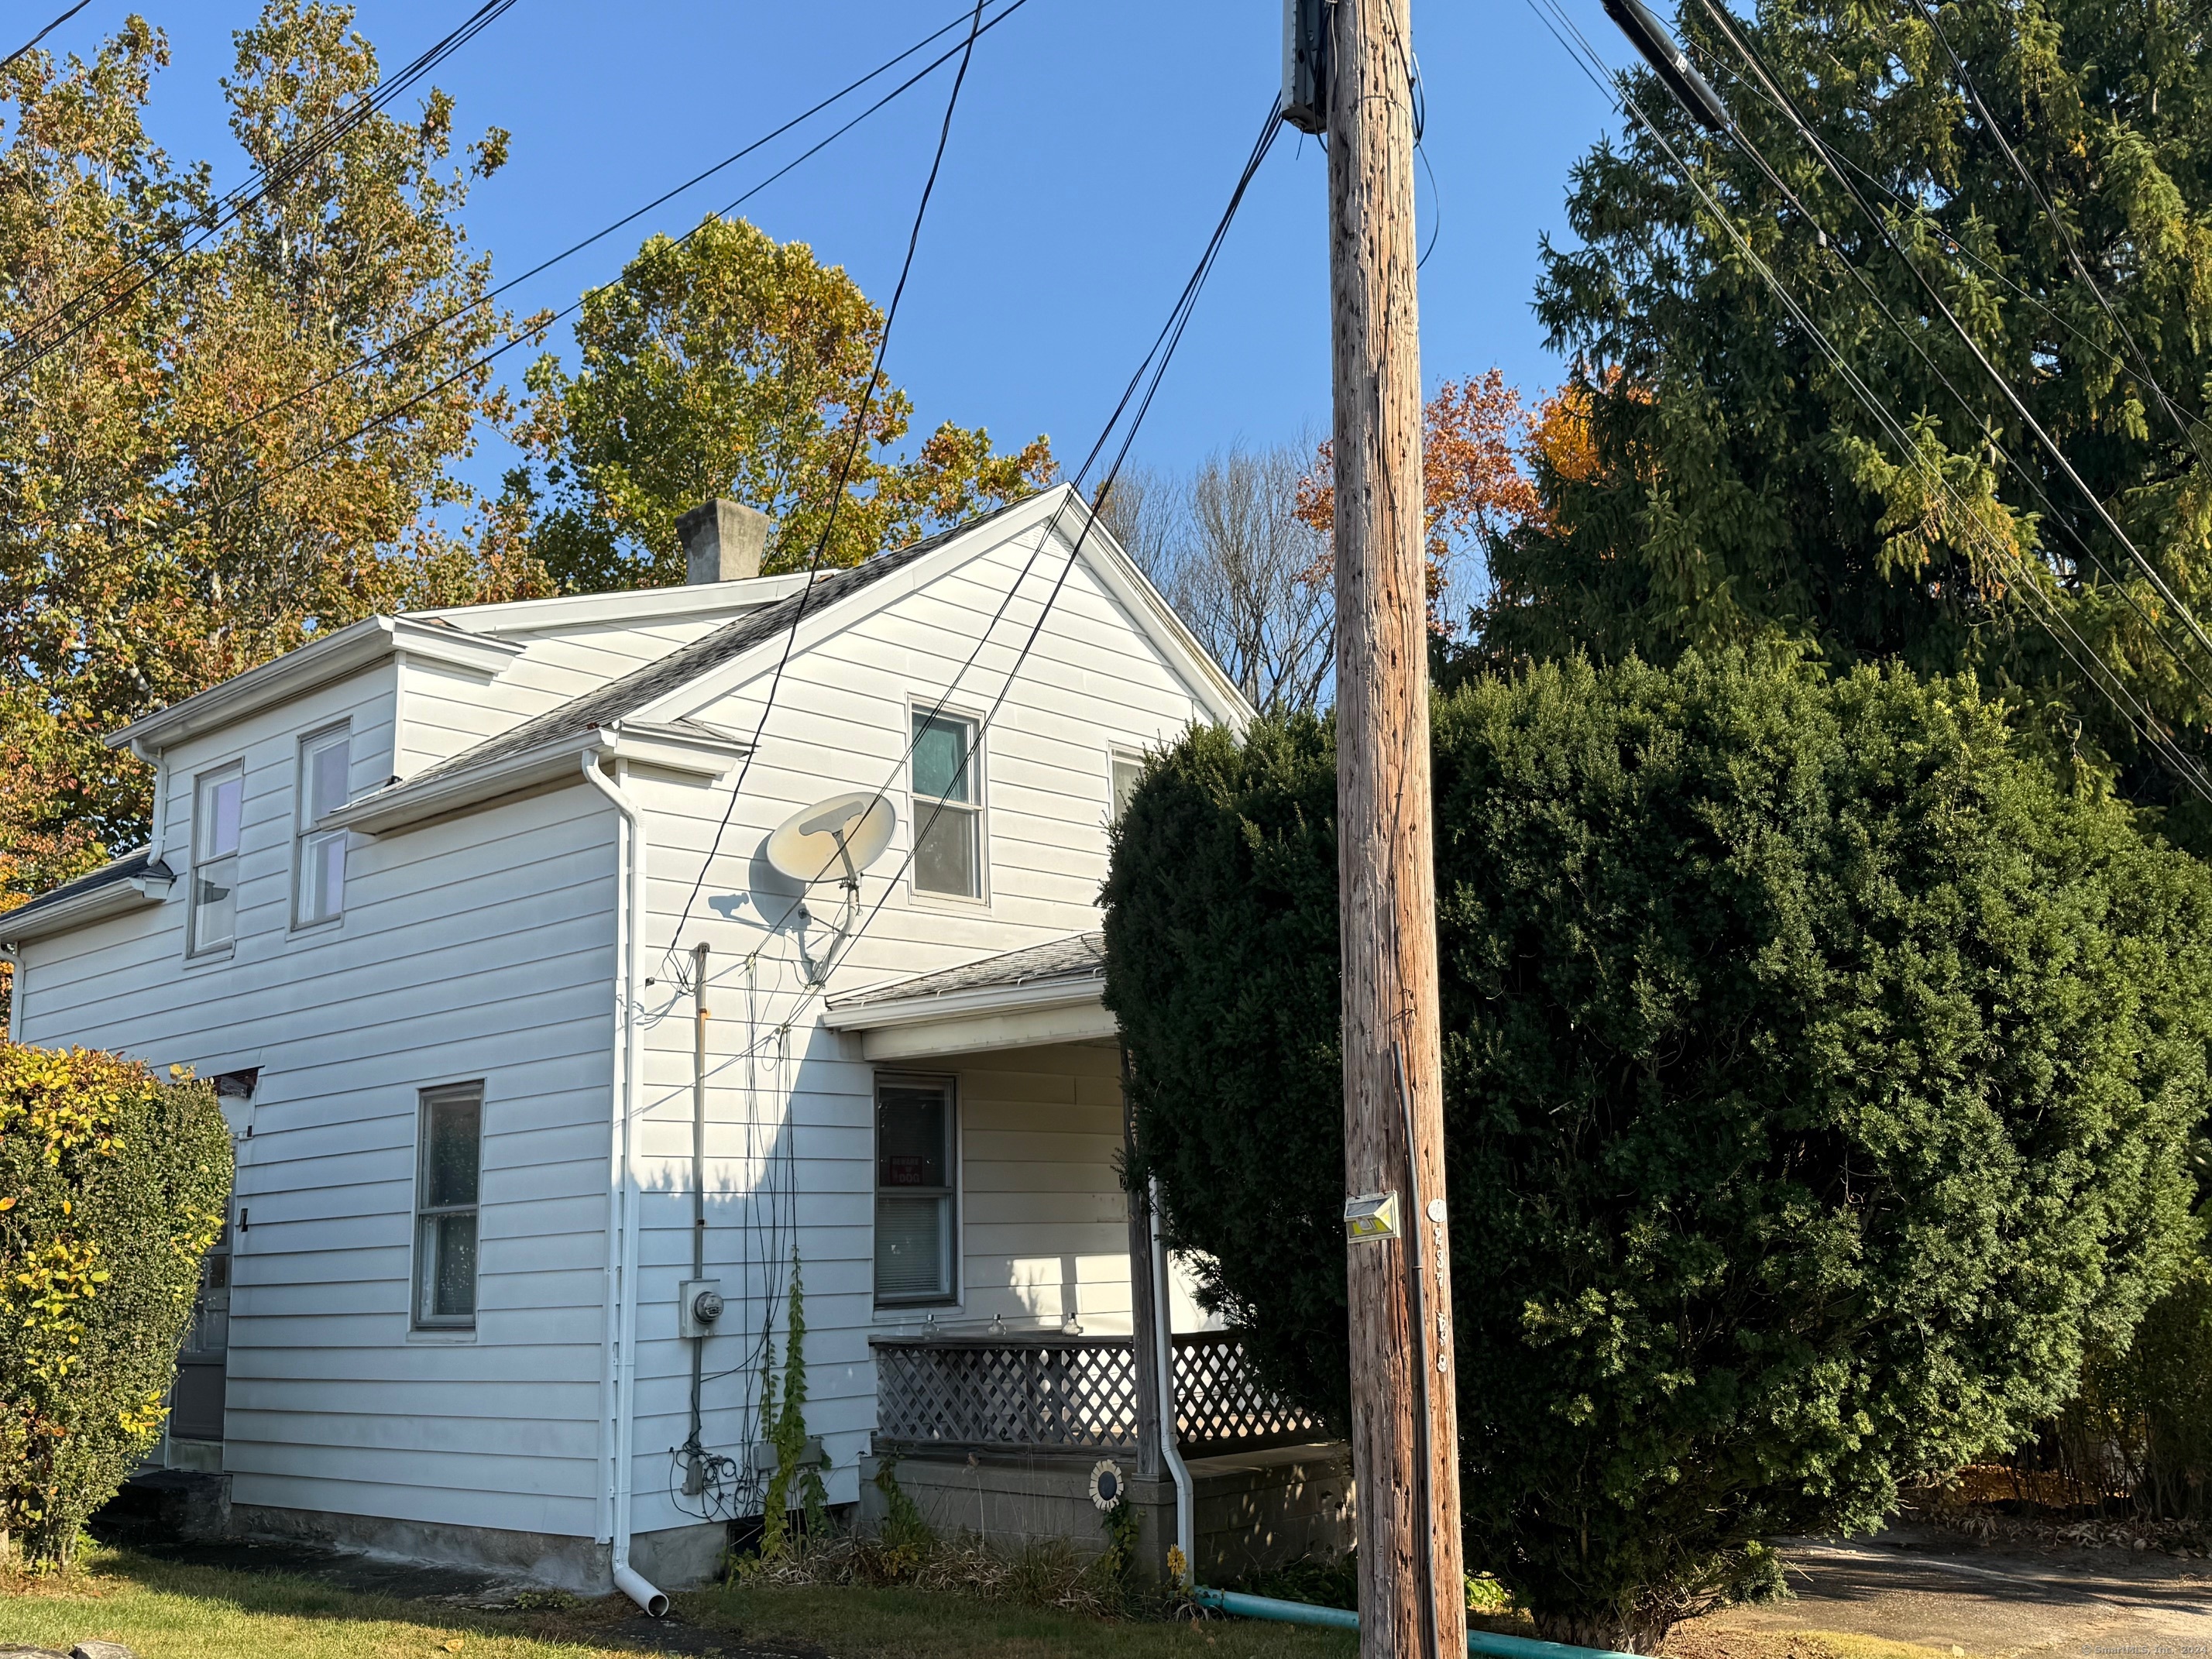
[
  {"x1": 613, "y1": 1561, "x2": 669, "y2": 1620},
  {"x1": 1147, "y1": 1177, "x2": 1195, "y2": 1582},
  {"x1": 579, "y1": 747, "x2": 665, "y2": 1620}
]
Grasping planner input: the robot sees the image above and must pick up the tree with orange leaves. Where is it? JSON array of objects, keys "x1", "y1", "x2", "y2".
[{"x1": 1295, "y1": 369, "x2": 1548, "y2": 630}]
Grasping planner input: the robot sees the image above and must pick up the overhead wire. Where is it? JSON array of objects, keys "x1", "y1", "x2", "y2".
[
  {"x1": 0, "y1": 0, "x2": 91, "y2": 73},
  {"x1": 1666, "y1": 0, "x2": 2212, "y2": 680},
  {"x1": 19, "y1": 0, "x2": 1039, "y2": 617},
  {"x1": 173, "y1": 2, "x2": 1022, "y2": 479},
  {"x1": 660, "y1": 0, "x2": 993, "y2": 981},
  {"x1": 2, "y1": 0, "x2": 526, "y2": 385},
  {"x1": 1663, "y1": 2, "x2": 2212, "y2": 738},
  {"x1": 682, "y1": 91, "x2": 1289, "y2": 1102},
  {"x1": 1900, "y1": 0, "x2": 2211, "y2": 467},
  {"x1": 1672, "y1": 2, "x2": 2212, "y2": 714},
  {"x1": 1527, "y1": 0, "x2": 2212, "y2": 800}
]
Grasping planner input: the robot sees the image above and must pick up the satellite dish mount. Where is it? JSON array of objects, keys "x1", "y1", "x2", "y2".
[{"x1": 764, "y1": 792, "x2": 895, "y2": 984}]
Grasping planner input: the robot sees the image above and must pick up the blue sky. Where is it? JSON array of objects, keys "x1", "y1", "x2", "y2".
[{"x1": 45, "y1": 0, "x2": 1623, "y2": 493}]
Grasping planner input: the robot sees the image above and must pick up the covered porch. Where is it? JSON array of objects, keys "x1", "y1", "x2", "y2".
[{"x1": 822, "y1": 933, "x2": 1353, "y2": 1580}]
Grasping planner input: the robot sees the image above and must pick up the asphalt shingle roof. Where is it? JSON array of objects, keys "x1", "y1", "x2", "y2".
[
  {"x1": 398, "y1": 496, "x2": 1039, "y2": 794},
  {"x1": 830, "y1": 930, "x2": 1105, "y2": 1010},
  {"x1": 5, "y1": 848, "x2": 170, "y2": 933}
]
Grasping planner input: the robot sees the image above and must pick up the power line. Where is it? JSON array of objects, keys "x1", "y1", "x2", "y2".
[
  {"x1": 0, "y1": 0, "x2": 524, "y2": 386},
  {"x1": 684, "y1": 92, "x2": 1289, "y2": 1088},
  {"x1": 1671, "y1": 0, "x2": 2212, "y2": 682},
  {"x1": 660, "y1": 0, "x2": 993, "y2": 971},
  {"x1": 0, "y1": 0, "x2": 91, "y2": 72},
  {"x1": 1899, "y1": 0, "x2": 2210, "y2": 469},
  {"x1": 19, "y1": 0, "x2": 1038, "y2": 618},
  {"x1": 1532, "y1": 0, "x2": 2212, "y2": 801},
  {"x1": 1674, "y1": 4, "x2": 2212, "y2": 714},
  {"x1": 179, "y1": 2, "x2": 1019, "y2": 478}
]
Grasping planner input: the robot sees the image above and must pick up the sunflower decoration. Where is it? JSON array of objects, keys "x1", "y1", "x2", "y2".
[{"x1": 1088, "y1": 1457, "x2": 1125, "y2": 1511}]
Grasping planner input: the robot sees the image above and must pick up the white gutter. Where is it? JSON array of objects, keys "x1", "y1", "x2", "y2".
[
  {"x1": 578, "y1": 749, "x2": 668, "y2": 1620},
  {"x1": 1148, "y1": 1177, "x2": 1195, "y2": 1582}
]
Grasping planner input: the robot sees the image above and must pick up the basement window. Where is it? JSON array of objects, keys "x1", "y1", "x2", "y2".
[
  {"x1": 874, "y1": 1076, "x2": 957, "y2": 1307},
  {"x1": 414, "y1": 1083, "x2": 483, "y2": 1328},
  {"x1": 188, "y1": 765, "x2": 244, "y2": 956}
]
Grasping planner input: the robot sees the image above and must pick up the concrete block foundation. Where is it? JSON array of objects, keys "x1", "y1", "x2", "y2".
[
  {"x1": 228, "y1": 1504, "x2": 729, "y2": 1595},
  {"x1": 858, "y1": 1441, "x2": 1354, "y2": 1582}
]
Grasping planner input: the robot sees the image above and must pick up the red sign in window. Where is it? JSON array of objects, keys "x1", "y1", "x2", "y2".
[{"x1": 884, "y1": 1155, "x2": 932, "y2": 1187}]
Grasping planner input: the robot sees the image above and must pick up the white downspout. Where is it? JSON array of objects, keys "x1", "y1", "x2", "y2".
[
  {"x1": 580, "y1": 746, "x2": 668, "y2": 1619},
  {"x1": 1148, "y1": 1177, "x2": 1195, "y2": 1582}
]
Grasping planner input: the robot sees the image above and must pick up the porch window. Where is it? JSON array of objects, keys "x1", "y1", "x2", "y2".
[
  {"x1": 875, "y1": 1077, "x2": 956, "y2": 1306},
  {"x1": 188, "y1": 765, "x2": 244, "y2": 955},
  {"x1": 910, "y1": 709, "x2": 981, "y2": 899},
  {"x1": 294, "y1": 725, "x2": 350, "y2": 928},
  {"x1": 414, "y1": 1083, "x2": 483, "y2": 1328}
]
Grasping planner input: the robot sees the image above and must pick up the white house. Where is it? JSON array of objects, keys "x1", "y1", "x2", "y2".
[{"x1": 2, "y1": 486, "x2": 1351, "y2": 1604}]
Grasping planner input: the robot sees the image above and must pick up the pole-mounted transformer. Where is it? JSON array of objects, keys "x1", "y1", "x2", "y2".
[
  {"x1": 1599, "y1": 0, "x2": 1733, "y2": 134},
  {"x1": 1282, "y1": 0, "x2": 1330, "y2": 134}
]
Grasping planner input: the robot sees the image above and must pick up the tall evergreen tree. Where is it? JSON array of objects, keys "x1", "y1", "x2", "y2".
[{"x1": 1483, "y1": 0, "x2": 2212, "y2": 840}]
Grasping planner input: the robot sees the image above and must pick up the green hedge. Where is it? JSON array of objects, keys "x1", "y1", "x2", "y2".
[
  {"x1": 1104, "y1": 654, "x2": 2212, "y2": 1648},
  {"x1": 1, "y1": 1043, "x2": 232, "y2": 1565}
]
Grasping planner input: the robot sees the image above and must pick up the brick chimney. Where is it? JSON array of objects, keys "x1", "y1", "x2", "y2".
[{"x1": 678, "y1": 497, "x2": 773, "y2": 584}]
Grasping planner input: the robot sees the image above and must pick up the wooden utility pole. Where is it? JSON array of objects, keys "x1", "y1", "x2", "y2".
[{"x1": 1324, "y1": 0, "x2": 1467, "y2": 1654}]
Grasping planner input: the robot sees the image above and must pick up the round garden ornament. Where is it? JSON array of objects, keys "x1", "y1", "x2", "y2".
[{"x1": 1088, "y1": 1458, "x2": 1125, "y2": 1511}]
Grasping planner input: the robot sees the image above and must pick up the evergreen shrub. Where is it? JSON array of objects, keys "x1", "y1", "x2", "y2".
[
  {"x1": 1104, "y1": 653, "x2": 2212, "y2": 1649},
  {"x1": 0, "y1": 1043, "x2": 232, "y2": 1565}
]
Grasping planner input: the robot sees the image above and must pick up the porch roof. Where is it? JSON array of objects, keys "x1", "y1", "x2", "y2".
[{"x1": 822, "y1": 931, "x2": 1113, "y2": 1061}]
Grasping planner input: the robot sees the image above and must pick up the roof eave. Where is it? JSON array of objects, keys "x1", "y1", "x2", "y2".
[
  {"x1": 2, "y1": 865, "x2": 173, "y2": 949},
  {"x1": 822, "y1": 974, "x2": 1105, "y2": 1031},
  {"x1": 326, "y1": 720, "x2": 750, "y2": 837},
  {"x1": 108, "y1": 617, "x2": 524, "y2": 757}
]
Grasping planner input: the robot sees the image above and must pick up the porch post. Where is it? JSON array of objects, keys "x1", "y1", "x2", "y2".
[{"x1": 1121, "y1": 1042, "x2": 1164, "y2": 1481}]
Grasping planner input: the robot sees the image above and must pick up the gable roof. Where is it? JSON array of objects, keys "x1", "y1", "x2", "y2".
[{"x1": 393, "y1": 495, "x2": 1036, "y2": 800}]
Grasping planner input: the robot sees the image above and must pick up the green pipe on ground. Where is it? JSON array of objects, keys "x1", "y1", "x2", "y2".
[{"x1": 1190, "y1": 1587, "x2": 1640, "y2": 1659}]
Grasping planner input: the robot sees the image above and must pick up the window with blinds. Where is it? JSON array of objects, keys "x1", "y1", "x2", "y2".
[{"x1": 874, "y1": 1076, "x2": 956, "y2": 1306}]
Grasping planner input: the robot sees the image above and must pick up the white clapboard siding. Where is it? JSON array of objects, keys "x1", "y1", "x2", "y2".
[
  {"x1": 612, "y1": 509, "x2": 1221, "y2": 1537},
  {"x1": 15, "y1": 654, "x2": 624, "y2": 1537},
  {"x1": 13, "y1": 490, "x2": 1231, "y2": 1558}
]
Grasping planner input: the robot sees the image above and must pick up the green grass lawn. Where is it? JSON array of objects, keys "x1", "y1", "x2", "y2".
[{"x1": 0, "y1": 1542, "x2": 1362, "y2": 1659}]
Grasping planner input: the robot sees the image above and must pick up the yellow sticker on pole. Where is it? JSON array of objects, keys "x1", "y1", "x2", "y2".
[{"x1": 1343, "y1": 1190, "x2": 1401, "y2": 1243}]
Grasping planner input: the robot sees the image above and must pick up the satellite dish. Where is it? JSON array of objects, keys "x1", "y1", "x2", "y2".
[{"x1": 766, "y1": 792, "x2": 895, "y2": 888}]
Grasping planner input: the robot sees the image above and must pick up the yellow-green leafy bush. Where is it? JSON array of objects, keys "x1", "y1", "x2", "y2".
[{"x1": 1, "y1": 1043, "x2": 232, "y2": 1565}]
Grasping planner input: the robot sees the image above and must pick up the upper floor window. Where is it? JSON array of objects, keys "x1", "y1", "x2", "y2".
[
  {"x1": 294, "y1": 726, "x2": 350, "y2": 929},
  {"x1": 911, "y1": 709, "x2": 982, "y2": 900},
  {"x1": 188, "y1": 766, "x2": 243, "y2": 956},
  {"x1": 1110, "y1": 748, "x2": 1145, "y2": 822}
]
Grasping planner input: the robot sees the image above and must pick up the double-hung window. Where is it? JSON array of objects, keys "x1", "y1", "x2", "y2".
[
  {"x1": 188, "y1": 767, "x2": 244, "y2": 955},
  {"x1": 414, "y1": 1083, "x2": 483, "y2": 1328},
  {"x1": 874, "y1": 1077, "x2": 956, "y2": 1306},
  {"x1": 294, "y1": 726, "x2": 350, "y2": 928},
  {"x1": 1110, "y1": 748, "x2": 1145, "y2": 822},
  {"x1": 910, "y1": 709, "x2": 982, "y2": 899}
]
